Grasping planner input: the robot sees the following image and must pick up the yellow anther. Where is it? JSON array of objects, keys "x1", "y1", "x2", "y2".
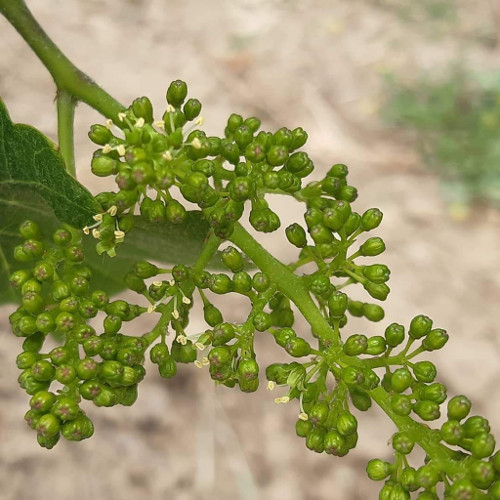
[
  {"x1": 106, "y1": 119, "x2": 114, "y2": 129},
  {"x1": 191, "y1": 137, "x2": 202, "y2": 149},
  {"x1": 267, "y1": 381, "x2": 275, "y2": 391},
  {"x1": 201, "y1": 357, "x2": 210, "y2": 366},
  {"x1": 166, "y1": 104, "x2": 175, "y2": 113},
  {"x1": 107, "y1": 205, "x2": 118, "y2": 216},
  {"x1": 195, "y1": 116, "x2": 204, "y2": 126},
  {"x1": 117, "y1": 112, "x2": 126, "y2": 122},
  {"x1": 83, "y1": 226, "x2": 90, "y2": 235},
  {"x1": 162, "y1": 151, "x2": 173, "y2": 161},
  {"x1": 102, "y1": 144, "x2": 113, "y2": 154},
  {"x1": 154, "y1": 120, "x2": 165, "y2": 129},
  {"x1": 181, "y1": 296, "x2": 191, "y2": 305},
  {"x1": 153, "y1": 280, "x2": 163, "y2": 287},
  {"x1": 135, "y1": 117, "x2": 145, "y2": 128},
  {"x1": 172, "y1": 310, "x2": 180, "y2": 320},
  {"x1": 114, "y1": 230, "x2": 125, "y2": 240},
  {"x1": 176, "y1": 335, "x2": 187, "y2": 345},
  {"x1": 93, "y1": 213, "x2": 103, "y2": 222},
  {"x1": 194, "y1": 360, "x2": 203, "y2": 369},
  {"x1": 298, "y1": 412, "x2": 309, "y2": 421},
  {"x1": 147, "y1": 304, "x2": 156, "y2": 313},
  {"x1": 168, "y1": 279, "x2": 176, "y2": 286},
  {"x1": 281, "y1": 396, "x2": 290, "y2": 404},
  {"x1": 92, "y1": 229, "x2": 101, "y2": 239},
  {"x1": 116, "y1": 144, "x2": 126, "y2": 156},
  {"x1": 195, "y1": 342, "x2": 205, "y2": 351}
]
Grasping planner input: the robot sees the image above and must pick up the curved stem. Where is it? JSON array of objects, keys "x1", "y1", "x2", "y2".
[
  {"x1": 56, "y1": 90, "x2": 76, "y2": 176},
  {"x1": 0, "y1": 0, "x2": 125, "y2": 120},
  {"x1": 228, "y1": 222, "x2": 467, "y2": 479}
]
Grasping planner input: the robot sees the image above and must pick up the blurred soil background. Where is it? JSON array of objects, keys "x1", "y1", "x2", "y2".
[{"x1": 1, "y1": 0, "x2": 499, "y2": 499}]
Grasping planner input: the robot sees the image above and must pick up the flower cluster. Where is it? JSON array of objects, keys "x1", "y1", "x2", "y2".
[{"x1": 7, "y1": 81, "x2": 498, "y2": 498}]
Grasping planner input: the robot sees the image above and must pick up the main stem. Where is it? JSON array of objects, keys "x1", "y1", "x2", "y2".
[
  {"x1": 0, "y1": 0, "x2": 125, "y2": 121},
  {"x1": 56, "y1": 90, "x2": 76, "y2": 176}
]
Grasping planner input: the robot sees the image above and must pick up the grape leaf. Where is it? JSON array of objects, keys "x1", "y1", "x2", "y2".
[
  {"x1": 0, "y1": 98, "x2": 99, "y2": 302},
  {"x1": 0, "y1": 97, "x2": 217, "y2": 303}
]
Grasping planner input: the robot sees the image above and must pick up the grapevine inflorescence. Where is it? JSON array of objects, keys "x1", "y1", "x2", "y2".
[{"x1": 7, "y1": 80, "x2": 499, "y2": 499}]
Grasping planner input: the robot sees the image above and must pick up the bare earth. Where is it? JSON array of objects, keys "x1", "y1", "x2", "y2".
[{"x1": 0, "y1": 1, "x2": 499, "y2": 499}]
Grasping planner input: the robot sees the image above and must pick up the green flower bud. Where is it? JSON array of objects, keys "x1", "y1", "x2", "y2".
[
  {"x1": 104, "y1": 315, "x2": 122, "y2": 335},
  {"x1": 296, "y1": 419, "x2": 313, "y2": 438},
  {"x1": 412, "y1": 361, "x2": 436, "y2": 383},
  {"x1": 416, "y1": 465, "x2": 440, "y2": 489},
  {"x1": 62, "y1": 416, "x2": 94, "y2": 441},
  {"x1": 79, "y1": 380, "x2": 102, "y2": 400},
  {"x1": 363, "y1": 281, "x2": 390, "y2": 301},
  {"x1": 150, "y1": 343, "x2": 170, "y2": 365},
  {"x1": 183, "y1": 98, "x2": 202, "y2": 120},
  {"x1": 202, "y1": 304, "x2": 222, "y2": 327},
  {"x1": 324, "y1": 429, "x2": 348, "y2": 456},
  {"x1": 328, "y1": 292, "x2": 348, "y2": 318},
  {"x1": 337, "y1": 411, "x2": 358, "y2": 436},
  {"x1": 413, "y1": 400, "x2": 440, "y2": 421},
  {"x1": 470, "y1": 460, "x2": 495, "y2": 490},
  {"x1": 391, "y1": 394, "x2": 412, "y2": 416},
  {"x1": 361, "y1": 208, "x2": 383, "y2": 231},
  {"x1": 359, "y1": 237, "x2": 386, "y2": 257},
  {"x1": 447, "y1": 395, "x2": 472, "y2": 421},
  {"x1": 16, "y1": 351, "x2": 40, "y2": 369},
  {"x1": 362, "y1": 264, "x2": 390, "y2": 283},
  {"x1": 440, "y1": 420, "x2": 464, "y2": 445},
  {"x1": 158, "y1": 357, "x2": 177, "y2": 378},
  {"x1": 384, "y1": 323, "x2": 405, "y2": 347},
  {"x1": 221, "y1": 246, "x2": 244, "y2": 272},
  {"x1": 9, "y1": 269, "x2": 32, "y2": 290},
  {"x1": 362, "y1": 303, "x2": 385, "y2": 322},
  {"x1": 343, "y1": 334, "x2": 368, "y2": 356},
  {"x1": 89, "y1": 124, "x2": 112, "y2": 145},
  {"x1": 212, "y1": 323, "x2": 235, "y2": 346},
  {"x1": 392, "y1": 432, "x2": 414, "y2": 454},
  {"x1": 31, "y1": 360, "x2": 55, "y2": 382},
  {"x1": 30, "y1": 390, "x2": 57, "y2": 412},
  {"x1": 252, "y1": 272, "x2": 270, "y2": 293},
  {"x1": 409, "y1": 315, "x2": 433, "y2": 339},
  {"x1": 306, "y1": 427, "x2": 326, "y2": 453},
  {"x1": 391, "y1": 368, "x2": 413, "y2": 393},
  {"x1": 342, "y1": 366, "x2": 365, "y2": 386},
  {"x1": 419, "y1": 383, "x2": 447, "y2": 404},
  {"x1": 285, "y1": 223, "x2": 307, "y2": 248},
  {"x1": 76, "y1": 358, "x2": 99, "y2": 380},
  {"x1": 327, "y1": 163, "x2": 348, "y2": 178},
  {"x1": 233, "y1": 271, "x2": 252, "y2": 293},
  {"x1": 472, "y1": 433, "x2": 496, "y2": 459},
  {"x1": 400, "y1": 467, "x2": 419, "y2": 492},
  {"x1": 285, "y1": 337, "x2": 311, "y2": 357},
  {"x1": 350, "y1": 388, "x2": 372, "y2": 411},
  {"x1": 366, "y1": 336, "x2": 387, "y2": 355},
  {"x1": 19, "y1": 220, "x2": 42, "y2": 239},
  {"x1": 210, "y1": 273, "x2": 233, "y2": 294},
  {"x1": 53, "y1": 363, "x2": 76, "y2": 385},
  {"x1": 131, "y1": 96, "x2": 153, "y2": 123},
  {"x1": 171, "y1": 341, "x2": 197, "y2": 364},
  {"x1": 36, "y1": 413, "x2": 61, "y2": 438},
  {"x1": 422, "y1": 328, "x2": 449, "y2": 351},
  {"x1": 52, "y1": 397, "x2": 81, "y2": 421},
  {"x1": 449, "y1": 479, "x2": 478, "y2": 499},
  {"x1": 337, "y1": 185, "x2": 358, "y2": 202},
  {"x1": 35, "y1": 312, "x2": 55, "y2": 334},
  {"x1": 366, "y1": 459, "x2": 392, "y2": 481},
  {"x1": 166, "y1": 80, "x2": 188, "y2": 107},
  {"x1": 91, "y1": 155, "x2": 117, "y2": 177},
  {"x1": 22, "y1": 291, "x2": 44, "y2": 315},
  {"x1": 65, "y1": 244, "x2": 85, "y2": 262}
]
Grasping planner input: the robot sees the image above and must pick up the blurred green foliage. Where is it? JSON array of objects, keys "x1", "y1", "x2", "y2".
[{"x1": 382, "y1": 72, "x2": 500, "y2": 207}]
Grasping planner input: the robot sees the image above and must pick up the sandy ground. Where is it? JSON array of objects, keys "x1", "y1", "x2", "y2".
[{"x1": 0, "y1": 1, "x2": 499, "y2": 499}]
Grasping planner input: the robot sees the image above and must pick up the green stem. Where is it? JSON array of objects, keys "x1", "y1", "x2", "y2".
[
  {"x1": 0, "y1": 0, "x2": 125, "y2": 120},
  {"x1": 56, "y1": 90, "x2": 76, "y2": 176},
  {"x1": 229, "y1": 223, "x2": 336, "y2": 345},
  {"x1": 369, "y1": 387, "x2": 466, "y2": 477}
]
